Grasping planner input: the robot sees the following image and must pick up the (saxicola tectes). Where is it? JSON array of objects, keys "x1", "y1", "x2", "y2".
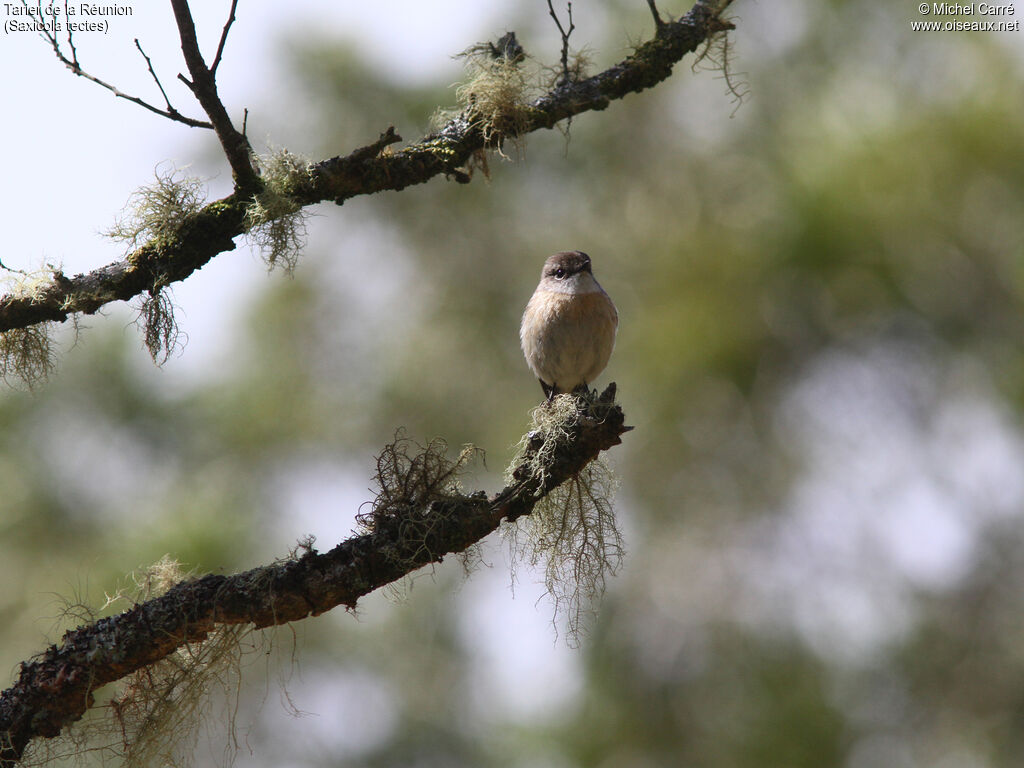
[{"x1": 520, "y1": 251, "x2": 618, "y2": 398}]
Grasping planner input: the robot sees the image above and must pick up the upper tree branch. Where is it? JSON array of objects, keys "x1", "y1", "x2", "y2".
[
  {"x1": 0, "y1": 386, "x2": 629, "y2": 767},
  {"x1": 168, "y1": 0, "x2": 256, "y2": 190},
  {"x1": 0, "y1": 0, "x2": 734, "y2": 335}
]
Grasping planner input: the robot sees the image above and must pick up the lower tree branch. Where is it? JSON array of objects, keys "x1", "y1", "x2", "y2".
[
  {"x1": 0, "y1": 0, "x2": 733, "y2": 334},
  {"x1": 0, "y1": 386, "x2": 629, "y2": 766}
]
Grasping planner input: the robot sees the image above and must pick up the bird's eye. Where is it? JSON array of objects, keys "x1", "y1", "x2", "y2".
[{"x1": 554, "y1": 268, "x2": 565, "y2": 278}]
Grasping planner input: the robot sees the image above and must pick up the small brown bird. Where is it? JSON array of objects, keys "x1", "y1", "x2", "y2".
[{"x1": 520, "y1": 251, "x2": 618, "y2": 398}]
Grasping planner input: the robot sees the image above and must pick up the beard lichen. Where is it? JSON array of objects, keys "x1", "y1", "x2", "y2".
[
  {"x1": 20, "y1": 556, "x2": 251, "y2": 768},
  {"x1": 105, "y1": 165, "x2": 206, "y2": 252},
  {"x1": 244, "y1": 149, "x2": 312, "y2": 275},
  {"x1": 0, "y1": 324, "x2": 55, "y2": 390},
  {"x1": 101, "y1": 166, "x2": 200, "y2": 369},
  {"x1": 433, "y1": 41, "x2": 539, "y2": 162},
  {"x1": 540, "y1": 46, "x2": 592, "y2": 91},
  {"x1": 504, "y1": 393, "x2": 624, "y2": 647},
  {"x1": 691, "y1": 9, "x2": 748, "y2": 113},
  {"x1": 135, "y1": 286, "x2": 184, "y2": 366},
  {"x1": 0, "y1": 263, "x2": 63, "y2": 389},
  {"x1": 357, "y1": 431, "x2": 485, "y2": 598}
]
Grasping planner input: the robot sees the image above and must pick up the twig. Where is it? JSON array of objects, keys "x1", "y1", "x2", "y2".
[
  {"x1": 20, "y1": 0, "x2": 213, "y2": 129},
  {"x1": 134, "y1": 39, "x2": 176, "y2": 116},
  {"x1": 546, "y1": 0, "x2": 576, "y2": 86},
  {"x1": 345, "y1": 126, "x2": 403, "y2": 164},
  {"x1": 60, "y1": 0, "x2": 77, "y2": 66},
  {"x1": 168, "y1": 0, "x2": 257, "y2": 189},
  {"x1": 210, "y1": 0, "x2": 240, "y2": 77}
]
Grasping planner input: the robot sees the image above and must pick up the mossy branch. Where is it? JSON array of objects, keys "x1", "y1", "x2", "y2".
[
  {"x1": 0, "y1": 0, "x2": 734, "y2": 336},
  {"x1": 0, "y1": 384, "x2": 628, "y2": 767}
]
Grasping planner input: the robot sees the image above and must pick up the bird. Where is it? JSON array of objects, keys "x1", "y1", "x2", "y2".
[{"x1": 520, "y1": 250, "x2": 618, "y2": 398}]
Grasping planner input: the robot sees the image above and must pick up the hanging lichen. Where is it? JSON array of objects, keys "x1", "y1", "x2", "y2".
[
  {"x1": 244, "y1": 149, "x2": 313, "y2": 274},
  {"x1": 504, "y1": 392, "x2": 624, "y2": 646}
]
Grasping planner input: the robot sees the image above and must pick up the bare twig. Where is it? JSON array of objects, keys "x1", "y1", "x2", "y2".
[
  {"x1": 20, "y1": 0, "x2": 213, "y2": 129},
  {"x1": 168, "y1": 0, "x2": 257, "y2": 189},
  {"x1": 60, "y1": 0, "x2": 77, "y2": 65},
  {"x1": 210, "y1": 0, "x2": 240, "y2": 77},
  {"x1": 0, "y1": 386, "x2": 630, "y2": 766},
  {"x1": 0, "y1": 260, "x2": 28, "y2": 276},
  {"x1": 133, "y1": 39, "x2": 183, "y2": 120},
  {"x1": 546, "y1": 0, "x2": 576, "y2": 86}
]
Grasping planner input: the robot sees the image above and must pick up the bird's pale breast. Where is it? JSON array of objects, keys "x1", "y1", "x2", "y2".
[{"x1": 521, "y1": 288, "x2": 618, "y2": 391}]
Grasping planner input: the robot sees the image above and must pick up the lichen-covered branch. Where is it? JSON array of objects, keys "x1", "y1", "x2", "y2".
[
  {"x1": 0, "y1": 386, "x2": 629, "y2": 767},
  {"x1": 0, "y1": 0, "x2": 734, "y2": 336}
]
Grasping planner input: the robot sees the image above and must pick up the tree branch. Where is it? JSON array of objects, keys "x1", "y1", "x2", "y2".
[
  {"x1": 133, "y1": 39, "x2": 176, "y2": 117},
  {"x1": 0, "y1": 0, "x2": 734, "y2": 334},
  {"x1": 168, "y1": 0, "x2": 256, "y2": 189},
  {"x1": 0, "y1": 386, "x2": 630, "y2": 767},
  {"x1": 546, "y1": 0, "x2": 576, "y2": 86},
  {"x1": 210, "y1": 0, "x2": 240, "y2": 77}
]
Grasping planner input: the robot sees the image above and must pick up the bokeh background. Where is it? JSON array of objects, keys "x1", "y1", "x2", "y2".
[{"x1": 3, "y1": 1, "x2": 1024, "y2": 766}]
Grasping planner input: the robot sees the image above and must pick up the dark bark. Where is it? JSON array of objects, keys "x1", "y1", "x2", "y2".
[{"x1": 168, "y1": 0, "x2": 257, "y2": 189}]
